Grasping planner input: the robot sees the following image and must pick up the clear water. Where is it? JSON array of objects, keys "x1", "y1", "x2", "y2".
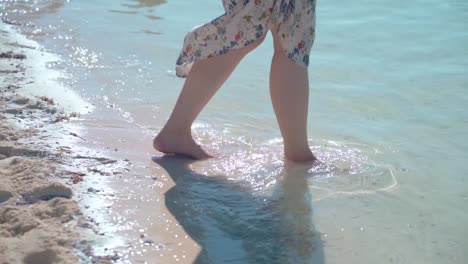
[{"x1": 2, "y1": 0, "x2": 468, "y2": 263}]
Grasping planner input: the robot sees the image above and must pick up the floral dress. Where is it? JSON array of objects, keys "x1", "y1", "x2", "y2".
[{"x1": 176, "y1": 0, "x2": 317, "y2": 78}]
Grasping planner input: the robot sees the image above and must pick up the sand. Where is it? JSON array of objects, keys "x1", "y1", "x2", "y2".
[
  {"x1": 0, "y1": 23, "x2": 120, "y2": 264},
  {"x1": 0, "y1": 103, "x2": 80, "y2": 263},
  {"x1": 0, "y1": 25, "x2": 81, "y2": 262}
]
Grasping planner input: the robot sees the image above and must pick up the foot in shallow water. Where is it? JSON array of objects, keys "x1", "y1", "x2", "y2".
[
  {"x1": 153, "y1": 128, "x2": 213, "y2": 160},
  {"x1": 285, "y1": 149, "x2": 318, "y2": 165}
]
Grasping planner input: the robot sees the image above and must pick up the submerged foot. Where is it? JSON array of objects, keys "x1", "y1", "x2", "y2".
[{"x1": 153, "y1": 129, "x2": 213, "y2": 160}]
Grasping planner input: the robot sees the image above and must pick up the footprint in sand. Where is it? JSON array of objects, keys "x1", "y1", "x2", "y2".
[
  {"x1": 22, "y1": 182, "x2": 72, "y2": 203},
  {"x1": 23, "y1": 249, "x2": 58, "y2": 264},
  {"x1": 0, "y1": 189, "x2": 13, "y2": 204}
]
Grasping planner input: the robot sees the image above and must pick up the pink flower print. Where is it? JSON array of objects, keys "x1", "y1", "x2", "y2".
[{"x1": 297, "y1": 41, "x2": 305, "y2": 49}]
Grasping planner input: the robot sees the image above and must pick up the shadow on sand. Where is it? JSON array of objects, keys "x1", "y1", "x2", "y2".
[{"x1": 152, "y1": 155, "x2": 325, "y2": 264}]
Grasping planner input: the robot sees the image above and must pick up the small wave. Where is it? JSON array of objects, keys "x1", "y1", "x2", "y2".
[
  {"x1": 307, "y1": 140, "x2": 398, "y2": 200},
  {"x1": 0, "y1": 22, "x2": 93, "y2": 114},
  {"x1": 173, "y1": 123, "x2": 397, "y2": 200}
]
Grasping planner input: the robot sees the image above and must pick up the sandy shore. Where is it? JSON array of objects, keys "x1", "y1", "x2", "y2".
[
  {"x1": 0, "y1": 23, "x2": 121, "y2": 263},
  {"x1": 0, "y1": 125, "x2": 80, "y2": 263},
  {"x1": 0, "y1": 19, "x2": 206, "y2": 263}
]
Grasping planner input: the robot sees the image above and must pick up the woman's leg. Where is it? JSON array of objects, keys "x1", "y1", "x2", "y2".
[
  {"x1": 154, "y1": 36, "x2": 266, "y2": 159},
  {"x1": 270, "y1": 32, "x2": 316, "y2": 163}
]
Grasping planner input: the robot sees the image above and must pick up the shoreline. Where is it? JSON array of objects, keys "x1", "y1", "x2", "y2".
[
  {"x1": 1, "y1": 20, "x2": 202, "y2": 264},
  {"x1": 0, "y1": 22, "x2": 123, "y2": 263}
]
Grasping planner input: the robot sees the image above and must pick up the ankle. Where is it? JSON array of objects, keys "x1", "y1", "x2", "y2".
[
  {"x1": 160, "y1": 122, "x2": 191, "y2": 136},
  {"x1": 284, "y1": 148, "x2": 316, "y2": 163},
  {"x1": 285, "y1": 154, "x2": 317, "y2": 164}
]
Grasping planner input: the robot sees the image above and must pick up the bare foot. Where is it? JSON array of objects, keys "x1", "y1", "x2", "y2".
[{"x1": 153, "y1": 128, "x2": 213, "y2": 160}]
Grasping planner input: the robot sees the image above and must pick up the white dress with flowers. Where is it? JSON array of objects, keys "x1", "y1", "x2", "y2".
[{"x1": 176, "y1": 0, "x2": 317, "y2": 78}]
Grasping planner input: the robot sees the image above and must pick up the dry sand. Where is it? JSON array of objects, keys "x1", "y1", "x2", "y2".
[{"x1": 0, "y1": 72, "x2": 81, "y2": 263}]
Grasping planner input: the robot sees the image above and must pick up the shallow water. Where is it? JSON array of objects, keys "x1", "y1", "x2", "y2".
[{"x1": 2, "y1": 0, "x2": 468, "y2": 263}]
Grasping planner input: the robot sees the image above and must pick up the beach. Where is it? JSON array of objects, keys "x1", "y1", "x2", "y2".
[
  {"x1": 0, "y1": 20, "x2": 206, "y2": 263},
  {"x1": 1, "y1": 0, "x2": 468, "y2": 263},
  {"x1": 0, "y1": 24, "x2": 82, "y2": 263},
  {"x1": 0, "y1": 22, "x2": 128, "y2": 263}
]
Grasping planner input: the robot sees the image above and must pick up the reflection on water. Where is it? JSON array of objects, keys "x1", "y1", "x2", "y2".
[
  {"x1": 275, "y1": 165, "x2": 324, "y2": 262},
  {"x1": 142, "y1": 29, "x2": 161, "y2": 35},
  {"x1": 108, "y1": 9, "x2": 139, "y2": 15},
  {"x1": 122, "y1": 0, "x2": 167, "y2": 8},
  {"x1": 108, "y1": 0, "x2": 167, "y2": 24},
  {"x1": 153, "y1": 156, "x2": 324, "y2": 264},
  {"x1": 146, "y1": 14, "x2": 162, "y2": 20}
]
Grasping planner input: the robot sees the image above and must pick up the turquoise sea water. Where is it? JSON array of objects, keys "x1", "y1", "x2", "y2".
[{"x1": 2, "y1": 0, "x2": 468, "y2": 263}]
